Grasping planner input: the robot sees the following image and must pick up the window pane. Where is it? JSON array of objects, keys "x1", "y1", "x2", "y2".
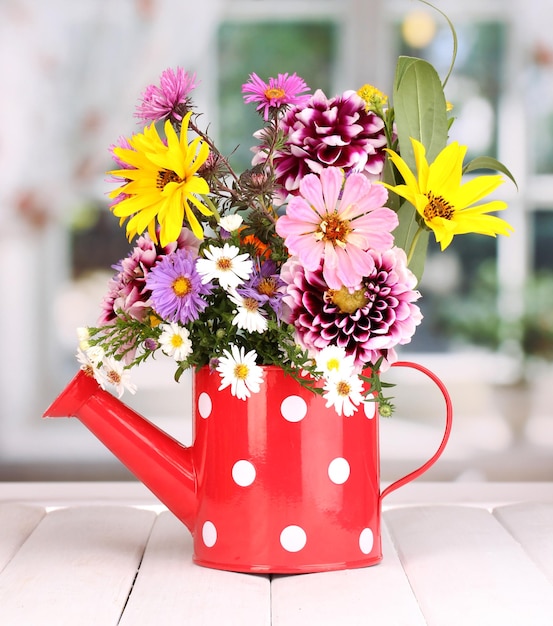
[
  {"x1": 217, "y1": 20, "x2": 337, "y2": 171},
  {"x1": 533, "y1": 210, "x2": 553, "y2": 270}
]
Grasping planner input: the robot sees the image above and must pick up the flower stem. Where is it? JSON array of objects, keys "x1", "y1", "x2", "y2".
[{"x1": 406, "y1": 225, "x2": 424, "y2": 266}]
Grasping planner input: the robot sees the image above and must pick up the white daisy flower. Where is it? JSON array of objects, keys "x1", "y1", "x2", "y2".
[
  {"x1": 158, "y1": 322, "x2": 193, "y2": 361},
  {"x1": 196, "y1": 243, "x2": 253, "y2": 291},
  {"x1": 95, "y1": 355, "x2": 137, "y2": 398},
  {"x1": 219, "y1": 214, "x2": 243, "y2": 233},
  {"x1": 76, "y1": 326, "x2": 91, "y2": 350},
  {"x1": 315, "y1": 345, "x2": 356, "y2": 380},
  {"x1": 229, "y1": 293, "x2": 268, "y2": 333},
  {"x1": 216, "y1": 344, "x2": 264, "y2": 400},
  {"x1": 322, "y1": 373, "x2": 365, "y2": 417}
]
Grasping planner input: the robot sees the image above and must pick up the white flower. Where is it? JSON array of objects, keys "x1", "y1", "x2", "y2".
[
  {"x1": 76, "y1": 326, "x2": 90, "y2": 350},
  {"x1": 95, "y1": 355, "x2": 137, "y2": 398},
  {"x1": 229, "y1": 292, "x2": 268, "y2": 333},
  {"x1": 216, "y1": 344, "x2": 264, "y2": 400},
  {"x1": 315, "y1": 345, "x2": 356, "y2": 380},
  {"x1": 322, "y1": 373, "x2": 365, "y2": 417},
  {"x1": 159, "y1": 322, "x2": 193, "y2": 361},
  {"x1": 196, "y1": 243, "x2": 253, "y2": 291},
  {"x1": 219, "y1": 214, "x2": 243, "y2": 233}
]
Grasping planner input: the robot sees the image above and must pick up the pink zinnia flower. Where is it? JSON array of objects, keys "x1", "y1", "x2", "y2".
[
  {"x1": 242, "y1": 72, "x2": 311, "y2": 121},
  {"x1": 275, "y1": 166, "x2": 397, "y2": 290},
  {"x1": 254, "y1": 89, "x2": 387, "y2": 194},
  {"x1": 280, "y1": 247, "x2": 422, "y2": 369},
  {"x1": 135, "y1": 67, "x2": 198, "y2": 123}
]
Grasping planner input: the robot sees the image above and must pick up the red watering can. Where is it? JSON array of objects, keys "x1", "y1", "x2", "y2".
[{"x1": 43, "y1": 361, "x2": 452, "y2": 573}]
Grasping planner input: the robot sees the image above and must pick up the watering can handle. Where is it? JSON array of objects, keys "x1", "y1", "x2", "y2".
[{"x1": 379, "y1": 360, "x2": 453, "y2": 502}]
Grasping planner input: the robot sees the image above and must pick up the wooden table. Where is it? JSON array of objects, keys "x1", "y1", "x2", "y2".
[{"x1": 1, "y1": 482, "x2": 552, "y2": 625}]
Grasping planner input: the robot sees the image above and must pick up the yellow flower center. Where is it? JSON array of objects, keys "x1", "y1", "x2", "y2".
[
  {"x1": 171, "y1": 335, "x2": 184, "y2": 348},
  {"x1": 316, "y1": 212, "x2": 351, "y2": 247},
  {"x1": 337, "y1": 380, "x2": 351, "y2": 397},
  {"x1": 424, "y1": 193, "x2": 454, "y2": 221},
  {"x1": 216, "y1": 257, "x2": 232, "y2": 271},
  {"x1": 234, "y1": 363, "x2": 250, "y2": 380},
  {"x1": 243, "y1": 297, "x2": 259, "y2": 313},
  {"x1": 327, "y1": 358, "x2": 340, "y2": 372},
  {"x1": 265, "y1": 87, "x2": 286, "y2": 100},
  {"x1": 157, "y1": 168, "x2": 184, "y2": 190},
  {"x1": 107, "y1": 370, "x2": 122, "y2": 385},
  {"x1": 329, "y1": 286, "x2": 369, "y2": 314},
  {"x1": 257, "y1": 277, "x2": 278, "y2": 297},
  {"x1": 172, "y1": 276, "x2": 192, "y2": 297}
]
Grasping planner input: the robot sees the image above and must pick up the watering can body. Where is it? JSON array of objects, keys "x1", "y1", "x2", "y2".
[{"x1": 44, "y1": 363, "x2": 452, "y2": 574}]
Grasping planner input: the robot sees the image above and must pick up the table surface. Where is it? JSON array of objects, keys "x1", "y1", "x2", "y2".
[{"x1": 0, "y1": 481, "x2": 552, "y2": 625}]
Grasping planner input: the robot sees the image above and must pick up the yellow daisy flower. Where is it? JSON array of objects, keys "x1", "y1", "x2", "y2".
[
  {"x1": 383, "y1": 138, "x2": 513, "y2": 250},
  {"x1": 108, "y1": 112, "x2": 211, "y2": 246}
]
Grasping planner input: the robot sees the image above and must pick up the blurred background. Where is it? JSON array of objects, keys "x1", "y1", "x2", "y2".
[{"x1": 1, "y1": 0, "x2": 552, "y2": 482}]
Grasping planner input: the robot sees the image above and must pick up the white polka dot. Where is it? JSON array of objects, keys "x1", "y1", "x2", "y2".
[
  {"x1": 364, "y1": 399, "x2": 377, "y2": 419},
  {"x1": 202, "y1": 521, "x2": 217, "y2": 547},
  {"x1": 280, "y1": 395, "x2": 308, "y2": 422},
  {"x1": 198, "y1": 392, "x2": 212, "y2": 419},
  {"x1": 232, "y1": 460, "x2": 256, "y2": 487},
  {"x1": 280, "y1": 525, "x2": 307, "y2": 552},
  {"x1": 328, "y1": 457, "x2": 351, "y2": 484},
  {"x1": 359, "y1": 528, "x2": 374, "y2": 554}
]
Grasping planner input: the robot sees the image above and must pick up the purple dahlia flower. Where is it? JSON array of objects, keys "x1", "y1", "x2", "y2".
[
  {"x1": 255, "y1": 89, "x2": 387, "y2": 195},
  {"x1": 281, "y1": 248, "x2": 422, "y2": 369}
]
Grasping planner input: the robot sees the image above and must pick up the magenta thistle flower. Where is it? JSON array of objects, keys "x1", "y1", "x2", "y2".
[
  {"x1": 145, "y1": 248, "x2": 212, "y2": 324},
  {"x1": 276, "y1": 166, "x2": 397, "y2": 290},
  {"x1": 281, "y1": 248, "x2": 422, "y2": 369},
  {"x1": 256, "y1": 89, "x2": 387, "y2": 193},
  {"x1": 135, "y1": 67, "x2": 198, "y2": 123},
  {"x1": 242, "y1": 72, "x2": 311, "y2": 121}
]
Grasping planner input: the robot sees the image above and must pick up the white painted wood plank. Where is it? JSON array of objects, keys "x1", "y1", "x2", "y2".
[
  {"x1": 385, "y1": 505, "x2": 553, "y2": 626},
  {"x1": 0, "y1": 505, "x2": 156, "y2": 625},
  {"x1": 119, "y1": 510, "x2": 271, "y2": 626},
  {"x1": 0, "y1": 503, "x2": 45, "y2": 572},
  {"x1": 494, "y1": 502, "x2": 553, "y2": 584},
  {"x1": 271, "y1": 523, "x2": 425, "y2": 626}
]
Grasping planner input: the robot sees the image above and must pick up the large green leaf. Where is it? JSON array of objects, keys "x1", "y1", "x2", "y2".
[
  {"x1": 393, "y1": 57, "x2": 449, "y2": 169},
  {"x1": 392, "y1": 201, "x2": 430, "y2": 283}
]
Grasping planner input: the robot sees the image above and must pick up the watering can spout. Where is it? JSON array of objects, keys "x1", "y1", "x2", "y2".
[{"x1": 43, "y1": 370, "x2": 197, "y2": 531}]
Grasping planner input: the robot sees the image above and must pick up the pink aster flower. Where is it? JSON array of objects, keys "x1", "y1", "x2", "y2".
[
  {"x1": 254, "y1": 88, "x2": 387, "y2": 194},
  {"x1": 135, "y1": 67, "x2": 198, "y2": 123},
  {"x1": 280, "y1": 247, "x2": 422, "y2": 370},
  {"x1": 276, "y1": 166, "x2": 397, "y2": 290},
  {"x1": 242, "y1": 72, "x2": 311, "y2": 121}
]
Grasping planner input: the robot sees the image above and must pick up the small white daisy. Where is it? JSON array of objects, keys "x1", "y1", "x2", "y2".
[
  {"x1": 322, "y1": 373, "x2": 365, "y2": 417},
  {"x1": 76, "y1": 326, "x2": 91, "y2": 351},
  {"x1": 158, "y1": 322, "x2": 193, "y2": 361},
  {"x1": 196, "y1": 243, "x2": 253, "y2": 291},
  {"x1": 219, "y1": 214, "x2": 243, "y2": 233},
  {"x1": 216, "y1": 344, "x2": 264, "y2": 400},
  {"x1": 229, "y1": 292, "x2": 268, "y2": 333},
  {"x1": 315, "y1": 345, "x2": 356, "y2": 380},
  {"x1": 95, "y1": 355, "x2": 137, "y2": 399}
]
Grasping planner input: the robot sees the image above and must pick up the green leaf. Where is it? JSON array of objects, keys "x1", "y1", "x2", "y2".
[
  {"x1": 393, "y1": 57, "x2": 449, "y2": 169},
  {"x1": 392, "y1": 201, "x2": 430, "y2": 283},
  {"x1": 463, "y1": 156, "x2": 518, "y2": 189}
]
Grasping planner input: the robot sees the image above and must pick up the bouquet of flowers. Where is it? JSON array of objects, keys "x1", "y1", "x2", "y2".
[{"x1": 77, "y1": 7, "x2": 514, "y2": 417}]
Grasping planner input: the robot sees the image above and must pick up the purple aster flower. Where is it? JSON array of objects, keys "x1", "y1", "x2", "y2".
[
  {"x1": 242, "y1": 72, "x2": 311, "y2": 121},
  {"x1": 135, "y1": 67, "x2": 198, "y2": 123},
  {"x1": 236, "y1": 259, "x2": 285, "y2": 317},
  {"x1": 280, "y1": 248, "x2": 422, "y2": 369},
  {"x1": 254, "y1": 89, "x2": 387, "y2": 194},
  {"x1": 145, "y1": 248, "x2": 212, "y2": 324}
]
